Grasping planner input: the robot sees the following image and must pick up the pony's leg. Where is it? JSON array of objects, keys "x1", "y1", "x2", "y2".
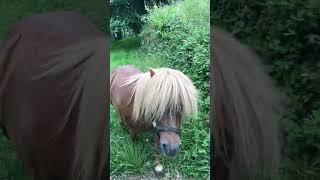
[
  {"x1": 154, "y1": 134, "x2": 161, "y2": 165},
  {"x1": 117, "y1": 111, "x2": 126, "y2": 128},
  {"x1": 119, "y1": 118, "x2": 126, "y2": 128},
  {"x1": 130, "y1": 129, "x2": 137, "y2": 141},
  {"x1": 119, "y1": 120, "x2": 125, "y2": 128},
  {"x1": 153, "y1": 133, "x2": 163, "y2": 175}
]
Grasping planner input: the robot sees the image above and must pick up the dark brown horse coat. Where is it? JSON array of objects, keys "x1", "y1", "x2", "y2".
[{"x1": 0, "y1": 12, "x2": 108, "y2": 179}]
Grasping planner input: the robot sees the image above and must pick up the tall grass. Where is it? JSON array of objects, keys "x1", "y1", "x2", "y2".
[{"x1": 0, "y1": 135, "x2": 26, "y2": 179}]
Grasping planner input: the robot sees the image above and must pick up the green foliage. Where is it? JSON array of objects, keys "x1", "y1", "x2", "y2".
[
  {"x1": 0, "y1": 135, "x2": 26, "y2": 179},
  {"x1": 110, "y1": 0, "x2": 145, "y2": 39},
  {"x1": 111, "y1": 36, "x2": 141, "y2": 50},
  {"x1": 141, "y1": 0, "x2": 210, "y2": 112},
  {"x1": 110, "y1": 0, "x2": 176, "y2": 40},
  {"x1": 281, "y1": 108, "x2": 320, "y2": 179},
  {"x1": 213, "y1": 0, "x2": 320, "y2": 179},
  {"x1": 111, "y1": 18, "x2": 135, "y2": 39},
  {"x1": 110, "y1": 37, "x2": 166, "y2": 71}
]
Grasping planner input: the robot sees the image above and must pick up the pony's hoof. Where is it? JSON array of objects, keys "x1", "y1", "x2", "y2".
[{"x1": 154, "y1": 164, "x2": 164, "y2": 177}]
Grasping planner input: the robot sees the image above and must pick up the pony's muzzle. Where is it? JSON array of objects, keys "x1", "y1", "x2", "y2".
[{"x1": 160, "y1": 141, "x2": 181, "y2": 157}]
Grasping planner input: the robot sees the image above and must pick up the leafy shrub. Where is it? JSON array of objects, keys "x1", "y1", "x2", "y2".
[
  {"x1": 212, "y1": 0, "x2": 320, "y2": 179},
  {"x1": 111, "y1": 18, "x2": 135, "y2": 40},
  {"x1": 110, "y1": 0, "x2": 176, "y2": 40},
  {"x1": 141, "y1": 0, "x2": 210, "y2": 113},
  {"x1": 110, "y1": 0, "x2": 146, "y2": 39}
]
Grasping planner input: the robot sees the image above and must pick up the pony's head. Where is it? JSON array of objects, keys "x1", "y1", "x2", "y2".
[{"x1": 124, "y1": 67, "x2": 198, "y2": 157}]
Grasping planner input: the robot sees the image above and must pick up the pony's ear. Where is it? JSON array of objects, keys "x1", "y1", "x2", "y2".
[{"x1": 149, "y1": 69, "x2": 155, "y2": 77}]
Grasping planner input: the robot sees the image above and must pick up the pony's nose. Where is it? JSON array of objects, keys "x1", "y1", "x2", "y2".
[{"x1": 161, "y1": 143, "x2": 181, "y2": 157}]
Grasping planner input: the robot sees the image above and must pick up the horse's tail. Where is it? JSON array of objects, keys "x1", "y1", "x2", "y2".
[{"x1": 212, "y1": 27, "x2": 285, "y2": 180}]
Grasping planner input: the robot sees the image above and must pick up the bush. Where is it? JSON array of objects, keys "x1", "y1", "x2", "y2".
[
  {"x1": 110, "y1": 0, "x2": 176, "y2": 40},
  {"x1": 212, "y1": 0, "x2": 320, "y2": 179},
  {"x1": 141, "y1": 0, "x2": 210, "y2": 113},
  {"x1": 110, "y1": 18, "x2": 135, "y2": 40},
  {"x1": 110, "y1": 0, "x2": 146, "y2": 39}
]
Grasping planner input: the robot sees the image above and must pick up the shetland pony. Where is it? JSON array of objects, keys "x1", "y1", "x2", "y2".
[
  {"x1": 211, "y1": 27, "x2": 284, "y2": 180},
  {"x1": 110, "y1": 65, "x2": 198, "y2": 170},
  {"x1": 0, "y1": 12, "x2": 108, "y2": 179}
]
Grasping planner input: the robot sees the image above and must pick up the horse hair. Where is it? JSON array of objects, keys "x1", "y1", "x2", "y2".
[
  {"x1": 212, "y1": 27, "x2": 285, "y2": 180},
  {"x1": 122, "y1": 67, "x2": 198, "y2": 123}
]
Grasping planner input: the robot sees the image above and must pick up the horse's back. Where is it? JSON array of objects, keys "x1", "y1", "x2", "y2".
[
  {"x1": 110, "y1": 65, "x2": 141, "y2": 114},
  {"x1": 111, "y1": 65, "x2": 140, "y2": 77},
  {"x1": 110, "y1": 65, "x2": 141, "y2": 93},
  {"x1": 0, "y1": 12, "x2": 107, "y2": 179}
]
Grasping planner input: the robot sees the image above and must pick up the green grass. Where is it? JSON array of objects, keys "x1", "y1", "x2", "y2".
[
  {"x1": 110, "y1": 37, "x2": 210, "y2": 178},
  {"x1": 0, "y1": 134, "x2": 27, "y2": 179},
  {"x1": 110, "y1": 37, "x2": 166, "y2": 71}
]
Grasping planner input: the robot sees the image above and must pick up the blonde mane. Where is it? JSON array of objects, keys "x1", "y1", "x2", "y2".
[{"x1": 123, "y1": 68, "x2": 198, "y2": 123}]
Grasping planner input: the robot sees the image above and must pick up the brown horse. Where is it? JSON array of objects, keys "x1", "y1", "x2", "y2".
[
  {"x1": 211, "y1": 27, "x2": 285, "y2": 180},
  {"x1": 110, "y1": 65, "x2": 198, "y2": 172},
  {"x1": 0, "y1": 12, "x2": 108, "y2": 179}
]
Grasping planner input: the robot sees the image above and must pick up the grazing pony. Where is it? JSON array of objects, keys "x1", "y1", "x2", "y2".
[
  {"x1": 211, "y1": 27, "x2": 284, "y2": 180},
  {"x1": 0, "y1": 12, "x2": 108, "y2": 179},
  {"x1": 110, "y1": 65, "x2": 198, "y2": 171}
]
